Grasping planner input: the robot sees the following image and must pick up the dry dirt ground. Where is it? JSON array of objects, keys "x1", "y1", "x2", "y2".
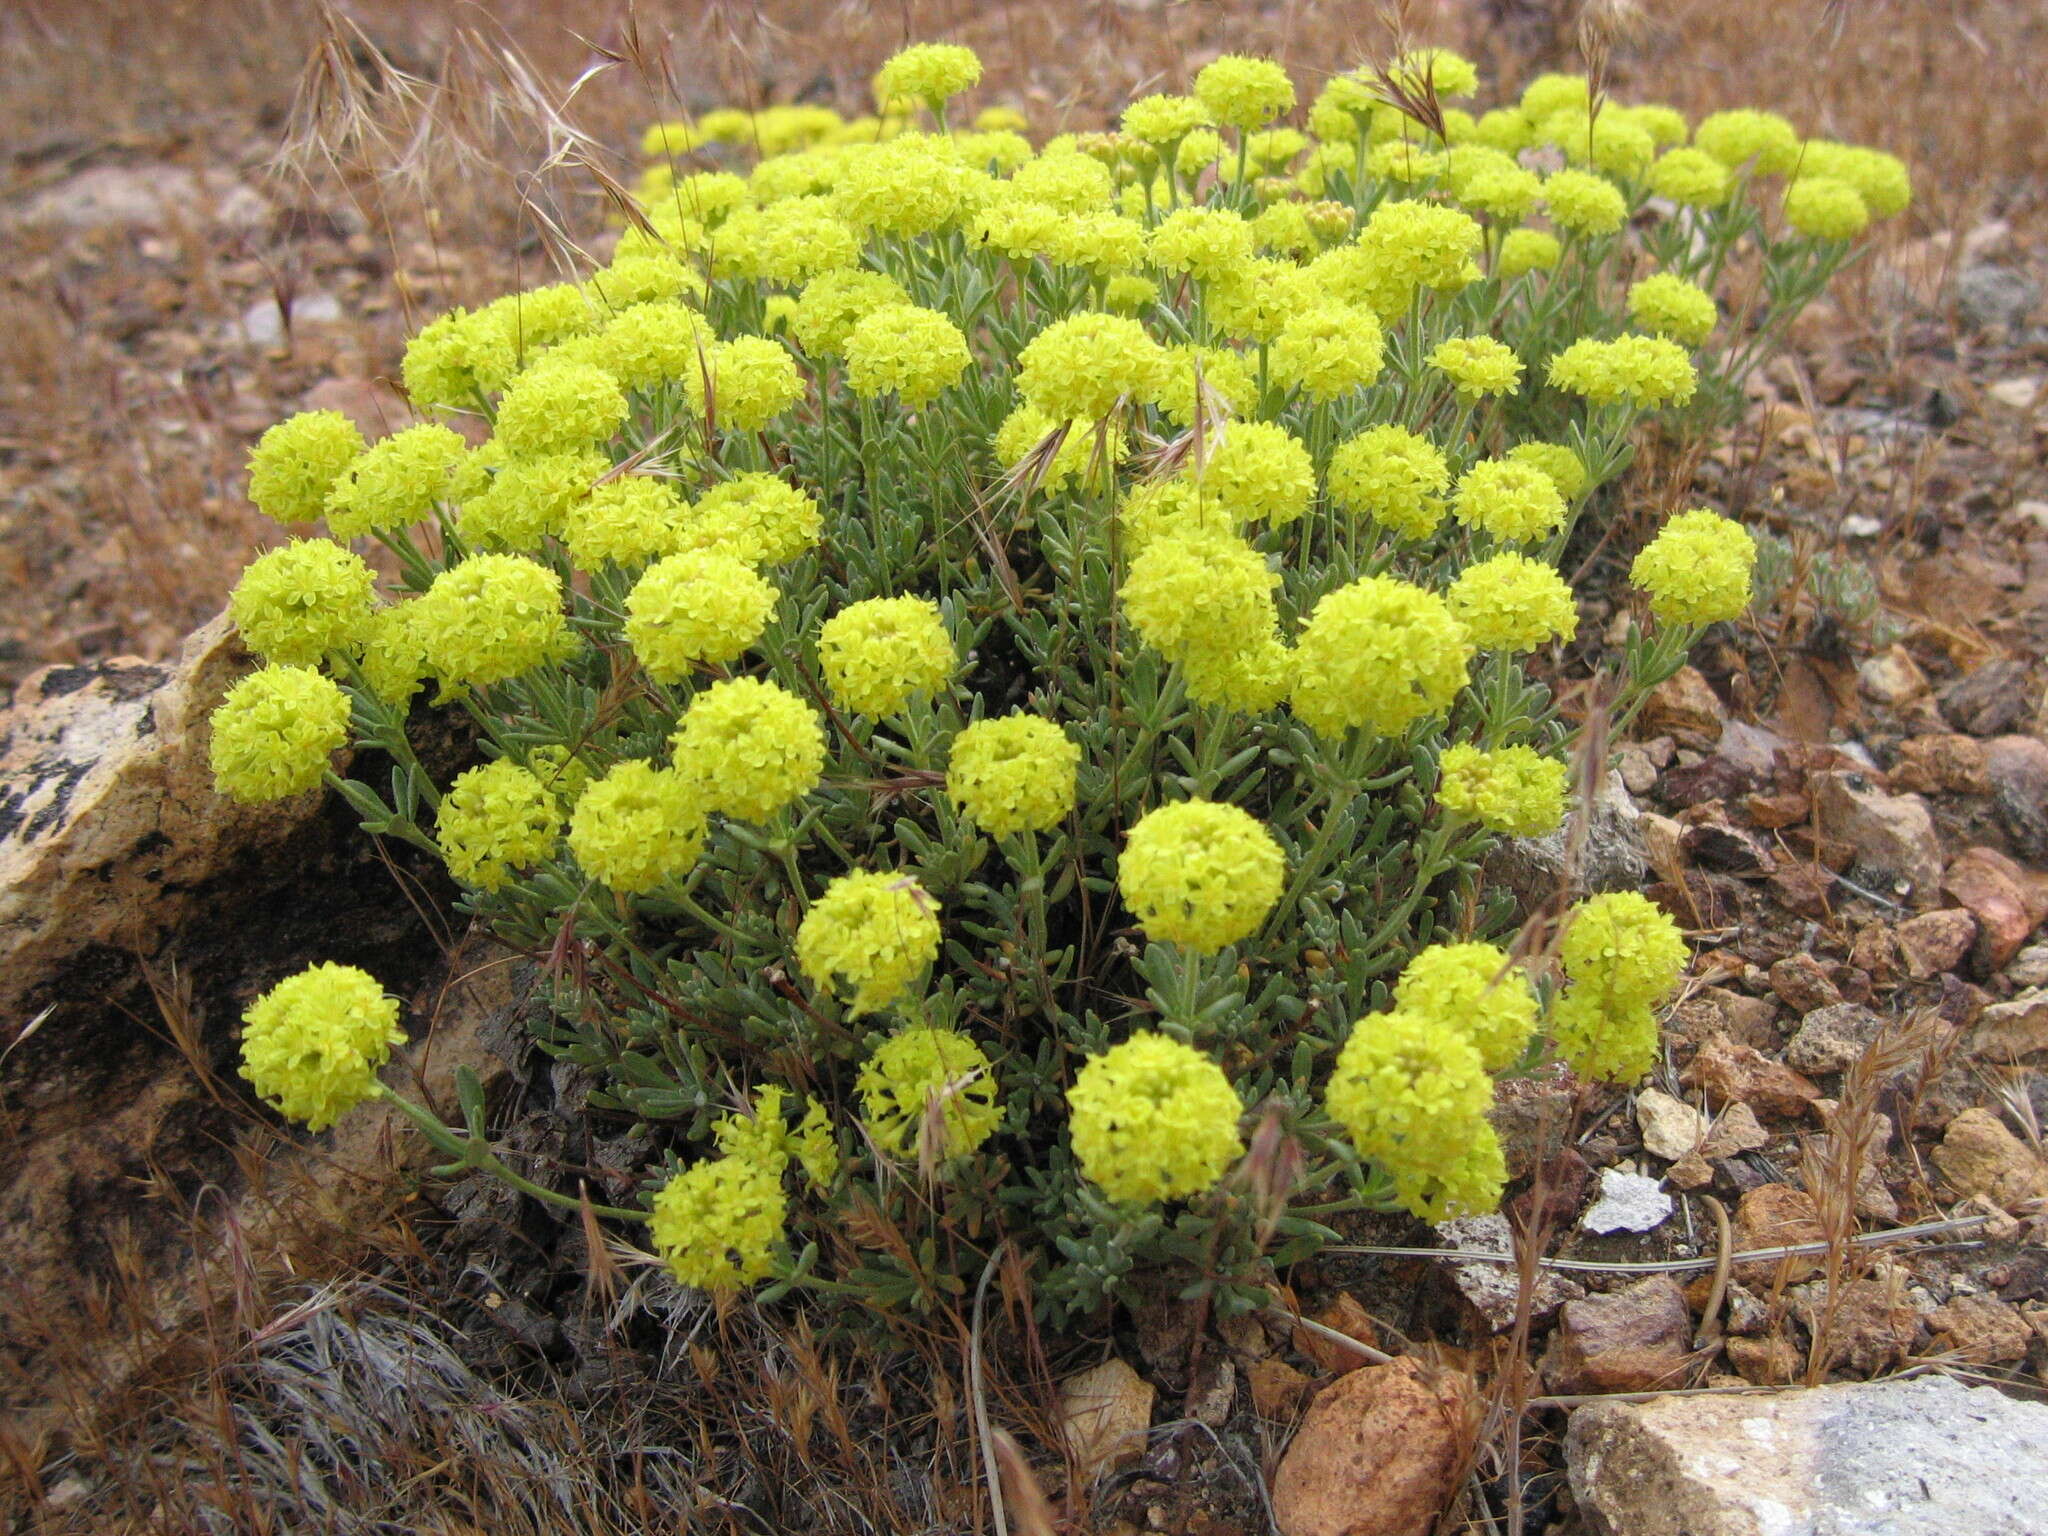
[{"x1": 3, "y1": 2, "x2": 2048, "y2": 1533}]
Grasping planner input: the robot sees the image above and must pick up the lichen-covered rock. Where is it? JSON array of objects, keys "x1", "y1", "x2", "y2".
[
  {"x1": 1568, "y1": 1374, "x2": 2048, "y2": 1536},
  {"x1": 1, "y1": 614, "x2": 491, "y2": 1444}
]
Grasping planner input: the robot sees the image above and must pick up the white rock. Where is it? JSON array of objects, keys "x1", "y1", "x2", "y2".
[
  {"x1": 1568, "y1": 1374, "x2": 2048, "y2": 1535},
  {"x1": 1581, "y1": 1169, "x2": 1673, "y2": 1234},
  {"x1": 1986, "y1": 376, "x2": 2042, "y2": 411},
  {"x1": 12, "y1": 163, "x2": 270, "y2": 231},
  {"x1": 1636, "y1": 1089, "x2": 1708, "y2": 1162}
]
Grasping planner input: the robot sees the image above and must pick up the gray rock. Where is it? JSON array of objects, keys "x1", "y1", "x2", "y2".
[
  {"x1": 1956, "y1": 263, "x2": 2040, "y2": 331},
  {"x1": 10, "y1": 162, "x2": 270, "y2": 231},
  {"x1": 1811, "y1": 770, "x2": 1945, "y2": 901},
  {"x1": 1484, "y1": 769, "x2": 1646, "y2": 910},
  {"x1": 1784, "y1": 1002, "x2": 1884, "y2": 1074},
  {"x1": 1939, "y1": 660, "x2": 2032, "y2": 737},
  {"x1": 1984, "y1": 734, "x2": 2048, "y2": 862},
  {"x1": 1582, "y1": 1168, "x2": 1673, "y2": 1234},
  {"x1": 1568, "y1": 1374, "x2": 2048, "y2": 1535},
  {"x1": 2006, "y1": 943, "x2": 2048, "y2": 987},
  {"x1": 1434, "y1": 1213, "x2": 1582, "y2": 1330}
]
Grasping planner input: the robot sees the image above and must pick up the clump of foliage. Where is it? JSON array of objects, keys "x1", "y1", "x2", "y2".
[{"x1": 218, "y1": 43, "x2": 1903, "y2": 1328}]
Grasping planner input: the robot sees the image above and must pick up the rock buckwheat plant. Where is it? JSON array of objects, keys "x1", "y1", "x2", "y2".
[{"x1": 221, "y1": 43, "x2": 1900, "y2": 1327}]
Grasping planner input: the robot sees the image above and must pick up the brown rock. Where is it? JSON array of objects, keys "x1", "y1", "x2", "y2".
[
  {"x1": 1810, "y1": 771, "x2": 1945, "y2": 902},
  {"x1": 1270, "y1": 1358, "x2": 1473, "y2": 1536},
  {"x1": 1927, "y1": 1296, "x2": 2033, "y2": 1363},
  {"x1": 1895, "y1": 908, "x2": 1979, "y2": 979},
  {"x1": 1782, "y1": 1001, "x2": 1882, "y2": 1074},
  {"x1": 1766, "y1": 860, "x2": 1837, "y2": 918},
  {"x1": 1293, "y1": 1293, "x2": 1382, "y2": 1375},
  {"x1": 1857, "y1": 645, "x2": 1933, "y2": 707},
  {"x1": 1933, "y1": 1108, "x2": 2048, "y2": 1206},
  {"x1": 1970, "y1": 989, "x2": 2048, "y2": 1062},
  {"x1": 1058, "y1": 1359, "x2": 1155, "y2": 1478},
  {"x1": 1795, "y1": 1265, "x2": 1922, "y2": 1374},
  {"x1": 1732, "y1": 1184, "x2": 1827, "y2": 1284},
  {"x1": 1248, "y1": 1357, "x2": 1315, "y2": 1420},
  {"x1": 1666, "y1": 1151, "x2": 1715, "y2": 1188},
  {"x1": 1700, "y1": 1100, "x2": 1770, "y2": 1159},
  {"x1": 1541, "y1": 1276, "x2": 1696, "y2": 1394},
  {"x1": 1436, "y1": 1213, "x2": 1584, "y2": 1331},
  {"x1": 1941, "y1": 659, "x2": 2034, "y2": 737},
  {"x1": 1636, "y1": 1088, "x2": 1707, "y2": 1161},
  {"x1": 1848, "y1": 922, "x2": 1902, "y2": 985},
  {"x1": 1684, "y1": 1033, "x2": 1822, "y2": 1118},
  {"x1": 1725, "y1": 1333, "x2": 1803, "y2": 1385},
  {"x1": 1945, "y1": 845, "x2": 2048, "y2": 970},
  {"x1": 1769, "y1": 953, "x2": 1842, "y2": 1013},
  {"x1": 1641, "y1": 666, "x2": 1725, "y2": 749},
  {"x1": 1743, "y1": 789, "x2": 1812, "y2": 829},
  {"x1": 1986, "y1": 734, "x2": 2048, "y2": 861},
  {"x1": 1890, "y1": 733, "x2": 1991, "y2": 795}
]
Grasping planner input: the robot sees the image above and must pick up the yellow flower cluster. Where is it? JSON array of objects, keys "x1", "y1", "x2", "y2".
[
  {"x1": 247, "y1": 410, "x2": 366, "y2": 524},
  {"x1": 229, "y1": 539, "x2": 376, "y2": 666},
  {"x1": 1325, "y1": 1010, "x2": 1506, "y2": 1221},
  {"x1": 1119, "y1": 800, "x2": 1285, "y2": 953},
  {"x1": 625, "y1": 549, "x2": 777, "y2": 680},
  {"x1": 1067, "y1": 1033, "x2": 1244, "y2": 1203},
  {"x1": 239, "y1": 962, "x2": 404, "y2": 1131},
  {"x1": 1448, "y1": 552, "x2": 1578, "y2": 652},
  {"x1": 1631, "y1": 508, "x2": 1757, "y2": 625},
  {"x1": 797, "y1": 869, "x2": 943, "y2": 1015},
  {"x1": 1551, "y1": 892, "x2": 1688, "y2": 1082},
  {"x1": 650, "y1": 1155, "x2": 787, "y2": 1290},
  {"x1": 817, "y1": 596, "x2": 957, "y2": 717},
  {"x1": 1291, "y1": 576, "x2": 1472, "y2": 737},
  {"x1": 437, "y1": 759, "x2": 563, "y2": 891},
  {"x1": 857, "y1": 1026, "x2": 1000, "y2": 1158},
  {"x1": 947, "y1": 714, "x2": 1079, "y2": 836},
  {"x1": 1393, "y1": 942, "x2": 1538, "y2": 1072},
  {"x1": 670, "y1": 676, "x2": 825, "y2": 824},
  {"x1": 1436, "y1": 742, "x2": 1569, "y2": 837},
  {"x1": 567, "y1": 760, "x2": 706, "y2": 893},
  {"x1": 210, "y1": 664, "x2": 352, "y2": 804}
]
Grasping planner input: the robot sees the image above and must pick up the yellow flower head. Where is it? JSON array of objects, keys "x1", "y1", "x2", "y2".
[
  {"x1": 993, "y1": 404, "x2": 1125, "y2": 493},
  {"x1": 1506, "y1": 440, "x2": 1589, "y2": 502},
  {"x1": 458, "y1": 450, "x2": 607, "y2": 551},
  {"x1": 1496, "y1": 227, "x2": 1562, "y2": 277},
  {"x1": 856, "y1": 1025, "x2": 1000, "y2": 1156},
  {"x1": 413, "y1": 555, "x2": 566, "y2": 688},
  {"x1": 798, "y1": 870, "x2": 943, "y2": 1015},
  {"x1": 1119, "y1": 799, "x2": 1285, "y2": 953},
  {"x1": 1271, "y1": 302, "x2": 1384, "y2": 401},
  {"x1": 1194, "y1": 55, "x2": 1296, "y2": 131},
  {"x1": 650, "y1": 1156, "x2": 786, "y2": 1290},
  {"x1": 1146, "y1": 206, "x2": 1255, "y2": 282},
  {"x1": 624, "y1": 550, "x2": 777, "y2": 681},
  {"x1": 494, "y1": 361, "x2": 629, "y2": 456},
  {"x1": 1453, "y1": 457, "x2": 1568, "y2": 543},
  {"x1": 566, "y1": 760, "x2": 707, "y2": 894},
  {"x1": 1547, "y1": 334, "x2": 1697, "y2": 409},
  {"x1": 1647, "y1": 145, "x2": 1733, "y2": 208},
  {"x1": 239, "y1": 962, "x2": 404, "y2": 1132},
  {"x1": 1394, "y1": 941, "x2": 1539, "y2": 1072},
  {"x1": 875, "y1": 42, "x2": 983, "y2": 110},
  {"x1": 1448, "y1": 552, "x2": 1579, "y2": 652},
  {"x1": 1191, "y1": 420, "x2": 1316, "y2": 527},
  {"x1": 436, "y1": 759, "x2": 563, "y2": 891},
  {"x1": 1017, "y1": 312, "x2": 1171, "y2": 420},
  {"x1": 842, "y1": 303, "x2": 973, "y2": 407},
  {"x1": 1122, "y1": 93, "x2": 1213, "y2": 147},
  {"x1": 709, "y1": 198, "x2": 862, "y2": 286},
  {"x1": 1067, "y1": 1033, "x2": 1244, "y2": 1203},
  {"x1": 818, "y1": 595, "x2": 957, "y2": 717},
  {"x1": 1694, "y1": 108, "x2": 1801, "y2": 176},
  {"x1": 1437, "y1": 742, "x2": 1569, "y2": 837},
  {"x1": 230, "y1": 539, "x2": 376, "y2": 666},
  {"x1": 1429, "y1": 335, "x2": 1525, "y2": 401},
  {"x1": 1325, "y1": 1009, "x2": 1505, "y2": 1221},
  {"x1": 1326, "y1": 424, "x2": 1451, "y2": 541},
  {"x1": 1155, "y1": 344, "x2": 1257, "y2": 429},
  {"x1": 1122, "y1": 530, "x2": 1277, "y2": 671},
  {"x1": 210, "y1": 664, "x2": 352, "y2": 804},
  {"x1": 247, "y1": 410, "x2": 366, "y2": 525},
  {"x1": 1543, "y1": 169, "x2": 1628, "y2": 237},
  {"x1": 790, "y1": 269, "x2": 912, "y2": 357},
  {"x1": 670, "y1": 676, "x2": 825, "y2": 824},
  {"x1": 947, "y1": 714, "x2": 1080, "y2": 836},
  {"x1": 685, "y1": 336, "x2": 804, "y2": 433},
  {"x1": 562, "y1": 475, "x2": 687, "y2": 572},
  {"x1": 1797, "y1": 141, "x2": 1911, "y2": 219},
  {"x1": 678, "y1": 473, "x2": 822, "y2": 566},
  {"x1": 324, "y1": 423, "x2": 470, "y2": 540},
  {"x1": 1559, "y1": 890, "x2": 1688, "y2": 1012},
  {"x1": 1781, "y1": 176, "x2": 1868, "y2": 241},
  {"x1": 1291, "y1": 576, "x2": 1472, "y2": 738},
  {"x1": 1627, "y1": 273, "x2": 1719, "y2": 347},
  {"x1": 1630, "y1": 507, "x2": 1756, "y2": 625}
]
